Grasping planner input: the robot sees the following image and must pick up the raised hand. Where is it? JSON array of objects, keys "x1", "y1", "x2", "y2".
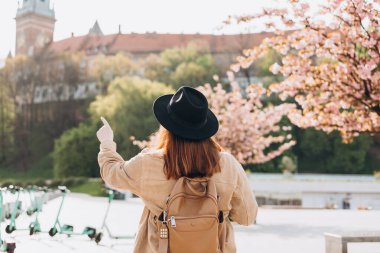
[{"x1": 96, "y1": 117, "x2": 114, "y2": 143}]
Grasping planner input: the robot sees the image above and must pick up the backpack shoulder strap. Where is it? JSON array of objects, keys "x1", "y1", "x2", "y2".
[{"x1": 158, "y1": 235, "x2": 168, "y2": 253}]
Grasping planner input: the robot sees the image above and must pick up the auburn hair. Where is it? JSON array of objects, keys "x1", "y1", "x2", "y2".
[{"x1": 155, "y1": 127, "x2": 222, "y2": 180}]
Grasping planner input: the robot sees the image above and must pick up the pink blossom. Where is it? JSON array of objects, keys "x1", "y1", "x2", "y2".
[
  {"x1": 232, "y1": 0, "x2": 380, "y2": 141},
  {"x1": 357, "y1": 63, "x2": 376, "y2": 80},
  {"x1": 270, "y1": 63, "x2": 281, "y2": 75}
]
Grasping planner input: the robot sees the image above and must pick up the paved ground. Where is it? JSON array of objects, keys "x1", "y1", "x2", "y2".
[{"x1": 1, "y1": 193, "x2": 380, "y2": 253}]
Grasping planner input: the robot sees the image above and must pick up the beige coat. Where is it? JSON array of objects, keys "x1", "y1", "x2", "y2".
[{"x1": 98, "y1": 140, "x2": 258, "y2": 253}]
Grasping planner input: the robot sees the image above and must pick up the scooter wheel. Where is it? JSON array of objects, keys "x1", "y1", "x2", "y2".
[
  {"x1": 30, "y1": 227, "x2": 35, "y2": 235},
  {"x1": 95, "y1": 232, "x2": 103, "y2": 244},
  {"x1": 49, "y1": 227, "x2": 57, "y2": 237},
  {"x1": 6, "y1": 242, "x2": 16, "y2": 253},
  {"x1": 5, "y1": 225, "x2": 14, "y2": 234},
  {"x1": 27, "y1": 209, "x2": 33, "y2": 216}
]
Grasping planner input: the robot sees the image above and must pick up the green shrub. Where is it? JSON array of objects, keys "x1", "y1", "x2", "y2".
[
  {"x1": 0, "y1": 179, "x2": 16, "y2": 187},
  {"x1": 52, "y1": 122, "x2": 99, "y2": 178},
  {"x1": 61, "y1": 177, "x2": 87, "y2": 187},
  {"x1": 32, "y1": 178, "x2": 47, "y2": 187},
  {"x1": 70, "y1": 179, "x2": 107, "y2": 197},
  {"x1": 45, "y1": 179, "x2": 63, "y2": 188}
]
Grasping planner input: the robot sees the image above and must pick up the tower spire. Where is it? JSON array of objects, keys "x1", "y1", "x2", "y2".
[
  {"x1": 89, "y1": 20, "x2": 104, "y2": 36},
  {"x1": 17, "y1": 0, "x2": 55, "y2": 18}
]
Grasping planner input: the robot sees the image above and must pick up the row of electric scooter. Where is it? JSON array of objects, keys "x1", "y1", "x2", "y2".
[{"x1": 0, "y1": 185, "x2": 134, "y2": 253}]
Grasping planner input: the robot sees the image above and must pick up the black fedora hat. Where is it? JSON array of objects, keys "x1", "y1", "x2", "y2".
[{"x1": 153, "y1": 86, "x2": 219, "y2": 140}]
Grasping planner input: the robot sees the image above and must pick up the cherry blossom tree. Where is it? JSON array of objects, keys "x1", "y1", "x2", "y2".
[
  {"x1": 132, "y1": 73, "x2": 295, "y2": 164},
  {"x1": 228, "y1": 0, "x2": 380, "y2": 142}
]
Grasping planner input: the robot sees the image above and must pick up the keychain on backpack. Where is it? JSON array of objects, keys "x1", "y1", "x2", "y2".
[{"x1": 159, "y1": 211, "x2": 168, "y2": 239}]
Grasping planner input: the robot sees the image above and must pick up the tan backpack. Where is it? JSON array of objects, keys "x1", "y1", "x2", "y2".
[{"x1": 157, "y1": 177, "x2": 223, "y2": 253}]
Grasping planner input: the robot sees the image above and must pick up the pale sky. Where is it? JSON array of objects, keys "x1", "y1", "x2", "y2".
[{"x1": 0, "y1": 0, "x2": 325, "y2": 60}]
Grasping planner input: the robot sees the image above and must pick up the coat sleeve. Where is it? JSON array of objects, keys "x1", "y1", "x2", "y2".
[
  {"x1": 97, "y1": 140, "x2": 143, "y2": 195},
  {"x1": 228, "y1": 155, "x2": 258, "y2": 226}
]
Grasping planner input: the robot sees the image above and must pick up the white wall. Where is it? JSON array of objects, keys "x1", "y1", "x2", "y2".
[{"x1": 302, "y1": 192, "x2": 380, "y2": 210}]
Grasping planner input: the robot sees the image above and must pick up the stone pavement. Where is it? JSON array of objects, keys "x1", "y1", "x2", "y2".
[{"x1": 1, "y1": 193, "x2": 379, "y2": 253}]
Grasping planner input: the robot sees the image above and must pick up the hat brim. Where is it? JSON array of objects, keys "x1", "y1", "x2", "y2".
[{"x1": 153, "y1": 94, "x2": 219, "y2": 141}]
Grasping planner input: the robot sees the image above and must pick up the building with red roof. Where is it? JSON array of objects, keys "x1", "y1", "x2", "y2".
[
  {"x1": 15, "y1": 0, "x2": 271, "y2": 72},
  {"x1": 14, "y1": 0, "x2": 273, "y2": 106}
]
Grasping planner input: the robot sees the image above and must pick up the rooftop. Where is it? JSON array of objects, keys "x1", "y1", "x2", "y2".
[{"x1": 48, "y1": 31, "x2": 272, "y2": 55}]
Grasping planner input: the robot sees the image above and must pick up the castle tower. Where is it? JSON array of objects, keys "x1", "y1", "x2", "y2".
[{"x1": 15, "y1": 0, "x2": 55, "y2": 56}]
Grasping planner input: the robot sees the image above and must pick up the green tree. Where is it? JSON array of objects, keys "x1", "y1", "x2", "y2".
[
  {"x1": 53, "y1": 122, "x2": 99, "y2": 178},
  {"x1": 144, "y1": 42, "x2": 219, "y2": 89},
  {"x1": 0, "y1": 67, "x2": 15, "y2": 164},
  {"x1": 1, "y1": 51, "x2": 87, "y2": 171},
  {"x1": 252, "y1": 50, "x2": 282, "y2": 78},
  {"x1": 1, "y1": 55, "x2": 38, "y2": 170},
  {"x1": 90, "y1": 53, "x2": 136, "y2": 93},
  {"x1": 296, "y1": 129, "x2": 373, "y2": 174},
  {"x1": 252, "y1": 49, "x2": 283, "y2": 87},
  {"x1": 328, "y1": 134, "x2": 373, "y2": 174},
  {"x1": 90, "y1": 76, "x2": 173, "y2": 158}
]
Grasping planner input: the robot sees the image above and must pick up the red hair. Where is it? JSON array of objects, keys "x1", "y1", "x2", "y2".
[{"x1": 155, "y1": 127, "x2": 222, "y2": 180}]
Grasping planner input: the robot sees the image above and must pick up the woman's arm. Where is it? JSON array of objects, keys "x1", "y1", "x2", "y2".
[
  {"x1": 228, "y1": 155, "x2": 258, "y2": 226},
  {"x1": 97, "y1": 117, "x2": 143, "y2": 194}
]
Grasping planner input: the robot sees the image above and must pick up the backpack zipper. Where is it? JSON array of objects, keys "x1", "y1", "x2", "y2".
[
  {"x1": 170, "y1": 216, "x2": 176, "y2": 227},
  {"x1": 167, "y1": 215, "x2": 218, "y2": 229}
]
